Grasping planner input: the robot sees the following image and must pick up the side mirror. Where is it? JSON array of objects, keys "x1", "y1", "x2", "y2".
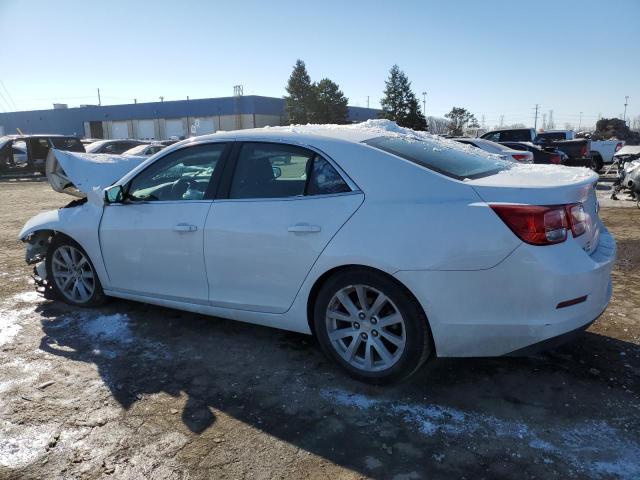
[
  {"x1": 272, "y1": 166, "x2": 282, "y2": 179},
  {"x1": 104, "y1": 185, "x2": 125, "y2": 204}
]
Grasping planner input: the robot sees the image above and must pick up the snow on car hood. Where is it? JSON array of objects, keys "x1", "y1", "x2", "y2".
[{"x1": 46, "y1": 149, "x2": 147, "y2": 198}]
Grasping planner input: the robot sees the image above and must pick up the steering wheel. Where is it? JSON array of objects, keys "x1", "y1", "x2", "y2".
[{"x1": 171, "y1": 178, "x2": 196, "y2": 199}]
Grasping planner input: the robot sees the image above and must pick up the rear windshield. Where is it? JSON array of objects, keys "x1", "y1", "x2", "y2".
[
  {"x1": 363, "y1": 136, "x2": 508, "y2": 180},
  {"x1": 535, "y1": 132, "x2": 566, "y2": 141},
  {"x1": 51, "y1": 137, "x2": 85, "y2": 152}
]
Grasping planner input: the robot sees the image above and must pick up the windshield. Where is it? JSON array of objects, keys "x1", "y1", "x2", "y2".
[
  {"x1": 123, "y1": 144, "x2": 150, "y2": 155},
  {"x1": 85, "y1": 140, "x2": 108, "y2": 153},
  {"x1": 363, "y1": 136, "x2": 509, "y2": 180},
  {"x1": 51, "y1": 137, "x2": 85, "y2": 152}
]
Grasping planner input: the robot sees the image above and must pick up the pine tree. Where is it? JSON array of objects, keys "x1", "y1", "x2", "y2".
[
  {"x1": 284, "y1": 60, "x2": 314, "y2": 124},
  {"x1": 380, "y1": 65, "x2": 427, "y2": 130},
  {"x1": 310, "y1": 78, "x2": 349, "y2": 124}
]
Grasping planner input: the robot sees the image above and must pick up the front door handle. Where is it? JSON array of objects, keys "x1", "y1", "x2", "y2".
[
  {"x1": 288, "y1": 223, "x2": 321, "y2": 233},
  {"x1": 174, "y1": 223, "x2": 198, "y2": 232}
]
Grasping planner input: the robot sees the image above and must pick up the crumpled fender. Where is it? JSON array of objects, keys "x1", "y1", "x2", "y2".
[{"x1": 18, "y1": 203, "x2": 110, "y2": 288}]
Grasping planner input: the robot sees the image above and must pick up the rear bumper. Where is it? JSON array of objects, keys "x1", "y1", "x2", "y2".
[{"x1": 394, "y1": 225, "x2": 616, "y2": 357}]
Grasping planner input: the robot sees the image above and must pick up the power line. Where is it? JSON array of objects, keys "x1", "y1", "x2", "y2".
[{"x1": 0, "y1": 81, "x2": 18, "y2": 110}]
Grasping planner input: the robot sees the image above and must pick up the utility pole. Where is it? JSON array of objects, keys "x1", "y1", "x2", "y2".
[
  {"x1": 481, "y1": 115, "x2": 486, "y2": 129},
  {"x1": 578, "y1": 112, "x2": 583, "y2": 131},
  {"x1": 422, "y1": 91, "x2": 427, "y2": 116},
  {"x1": 533, "y1": 104, "x2": 540, "y2": 130},
  {"x1": 623, "y1": 96, "x2": 629, "y2": 125},
  {"x1": 499, "y1": 115, "x2": 504, "y2": 127},
  {"x1": 97, "y1": 88, "x2": 101, "y2": 106}
]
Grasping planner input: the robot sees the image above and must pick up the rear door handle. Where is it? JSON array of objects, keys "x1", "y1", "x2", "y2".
[
  {"x1": 174, "y1": 223, "x2": 198, "y2": 232},
  {"x1": 288, "y1": 223, "x2": 321, "y2": 233}
]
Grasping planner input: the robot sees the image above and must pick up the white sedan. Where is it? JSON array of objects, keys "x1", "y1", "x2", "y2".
[
  {"x1": 454, "y1": 137, "x2": 534, "y2": 163},
  {"x1": 20, "y1": 121, "x2": 615, "y2": 383}
]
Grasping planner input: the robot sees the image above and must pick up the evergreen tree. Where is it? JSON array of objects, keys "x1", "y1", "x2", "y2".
[
  {"x1": 284, "y1": 59, "x2": 314, "y2": 124},
  {"x1": 310, "y1": 78, "x2": 349, "y2": 124},
  {"x1": 380, "y1": 65, "x2": 427, "y2": 130}
]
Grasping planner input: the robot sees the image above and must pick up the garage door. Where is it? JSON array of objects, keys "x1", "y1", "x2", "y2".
[
  {"x1": 111, "y1": 121, "x2": 129, "y2": 139},
  {"x1": 191, "y1": 117, "x2": 215, "y2": 136},
  {"x1": 137, "y1": 120, "x2": 155, "y2": 139},
  {"x1": 165, "y1": 118, "x2": 185, "y2": 139}
]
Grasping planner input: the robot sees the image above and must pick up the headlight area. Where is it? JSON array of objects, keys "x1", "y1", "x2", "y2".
[
  {"x1": 23, "y1": 231, "x2": 54, "y2": 289},
  {"x1": 23, "y1": 230, "x2": 53, "y2": 265}
]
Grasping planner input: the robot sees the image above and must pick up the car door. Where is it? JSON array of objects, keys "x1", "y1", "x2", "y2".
[
  {"x1": 100, "y1": 142, "x2": 230, "y2": 303},
  {"x1": 204, "y1": 142, "x2": 364, "y2": 313}
]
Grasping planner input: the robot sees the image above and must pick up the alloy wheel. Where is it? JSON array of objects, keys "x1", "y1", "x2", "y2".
[
  {"x1": 51, "y1": 245, "x2": 96, "y2": 303},
  {"x1": 325, "y1": 284, "x2": 406, "y2": 372}
]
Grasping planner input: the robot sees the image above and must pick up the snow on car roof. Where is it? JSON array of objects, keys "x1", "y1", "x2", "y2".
[{"x1": 191, "y1": 119, "x2": 497, "y2": 157}]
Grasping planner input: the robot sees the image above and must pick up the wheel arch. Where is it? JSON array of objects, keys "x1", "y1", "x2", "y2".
[{"x1": 305, "y1": 264, "x2": 433, "y2": 339}]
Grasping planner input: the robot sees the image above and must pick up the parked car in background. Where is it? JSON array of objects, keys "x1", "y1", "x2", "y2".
[
  {"x1": 482, "y1": 128, "x2": 592, "y2": 169},
  {"x1": 20, "y1": 122, "x2": 614, "y2": 383},
  {"x1": 85, "y1": 139, "x2": 146, "y2": 154},
  {"x1": 499, "y1": 141, "x2": 565, "y2": 165},
  {"x1": 0, "y1": 134, "x2": 85, "y2": 173},
  {"x1": 453, "y1": 138, "x2": 534, "y2": 163},
  {"x1": 122, "y1": 143, "x2": 167, "y2": 157}
]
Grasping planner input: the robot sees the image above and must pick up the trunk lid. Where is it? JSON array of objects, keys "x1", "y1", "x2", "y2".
[
  {"x1": 46, "y1": 148, "x2": 147, "y2": 198},
  {"x1": 468, "y1": 164, "x2": 601, "y2": 254}
]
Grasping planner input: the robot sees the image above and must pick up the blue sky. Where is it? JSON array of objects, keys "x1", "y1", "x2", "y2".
[{"x1": 0, "y1": 0, "x2": 638, "y2": 128}]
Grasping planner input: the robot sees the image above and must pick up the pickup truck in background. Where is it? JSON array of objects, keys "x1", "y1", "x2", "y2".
[
  {"x1": 0, "y1": 134, "x2": 85, "y2": 174},
  {"x1": 536, "y1": 130, "x2": 624, "y2": 171},
  {"x1": 481, "y1": 128, "x2": 593, "y2": 169},
  {"x1": 582, "y1": 136, "x2": 624, "y2": 171}
]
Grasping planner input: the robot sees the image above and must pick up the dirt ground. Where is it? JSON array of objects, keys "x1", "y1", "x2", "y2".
[{"x1": 1, "y1": 179, "x2": 639, "y2": 480}]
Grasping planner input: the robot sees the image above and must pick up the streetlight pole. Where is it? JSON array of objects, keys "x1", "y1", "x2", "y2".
[
  {"x1": 422, "y1": 92, "x2": 427, "y2": 117},
  {"x1": 623, "y1": 96, "x2": 629, "y2": 125}
]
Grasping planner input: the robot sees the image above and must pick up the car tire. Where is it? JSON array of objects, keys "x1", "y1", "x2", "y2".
[
  {"x1": 314, "y1": 268, "x2": 433, "y2": 384},
  {"x1": 46, "y1": 235, "x2": 105, "y2": 307},
  {"x1": 591, "y1": 154, "x2": 604, "y2": 173}
]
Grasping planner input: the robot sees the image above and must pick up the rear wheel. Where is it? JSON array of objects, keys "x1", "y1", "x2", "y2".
[
  {"x1": 314, "y1": 269, "x2": 432, "y2": 384},
  {"x1": 46, "y1": 235, "x2": 105, "y2": 307},
  {"x1": 591, "y1": 154, "x2": 604, "y2": 173}
]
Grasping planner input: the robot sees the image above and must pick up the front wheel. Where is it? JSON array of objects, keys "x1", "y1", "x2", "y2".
[
  {"x1": 314, "y1": 269, "x2": 433, "y2": 384},
  {"x1": 46, "y1": 235, "x2": 105, "y2": 307}
]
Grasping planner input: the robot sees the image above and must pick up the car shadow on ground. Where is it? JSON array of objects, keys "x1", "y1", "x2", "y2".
[{"x1": 35, "y1": 298, "x2": 640, "y2": 478}]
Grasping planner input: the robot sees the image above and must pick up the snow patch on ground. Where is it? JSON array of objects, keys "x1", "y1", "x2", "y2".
[
  {"x1": 321, "y1": 388, "x2": 640, "y2": 479},
  {"x1": 0, "y1": 291, "x2": 43, "y2": 346},
  {"x1": 80, "y1": 313, "x2": 133, "y2": 345},
  {"x1": 0, "y1": 421, "x2": 56, "y2": 468}
]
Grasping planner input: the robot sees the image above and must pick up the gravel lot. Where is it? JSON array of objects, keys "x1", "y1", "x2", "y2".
[{"x1": 1, "y1": 178, "x2": 639, "y2": 480}]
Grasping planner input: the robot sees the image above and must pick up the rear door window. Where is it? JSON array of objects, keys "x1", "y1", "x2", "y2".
[{"x1": 228, "y1": 143, "x2": 351, "y2": 199}]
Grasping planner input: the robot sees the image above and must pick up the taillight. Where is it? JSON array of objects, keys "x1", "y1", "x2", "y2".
[
  {"x1": 511, "y1": 154, "x2": 531, "y2": 162},
  {"x1": 490, "y1": 205, "x2": 568, "y2": 245},
  {"x1": 549, "y1": 154, "x2": 561, "y2": 164},
  {"x1": 490, "y1": 203, "x2": 587, "y2": 245},
  {"x1": 567, "y1": 203, "x2": 586, "y2": 237},
  {"x1": 580, "y1": 145, "x2": 588, "y2": 157},
  {"x1": 615, "y1": 142, "x2": 623, "y2": 152}
]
